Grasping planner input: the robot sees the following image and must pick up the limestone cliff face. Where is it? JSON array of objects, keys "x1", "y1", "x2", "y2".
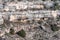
[{"x1": 0, "y1": 0, "x2": 60, "y2": 40}]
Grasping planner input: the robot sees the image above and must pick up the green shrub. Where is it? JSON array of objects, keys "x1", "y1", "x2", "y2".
[
  {"x1": 10, "y1": 28, "x2": 15, "y2": 35},
  {"x1": 16, "y1": 29, "x2": 26, "y2": 38},
  {"x1": 18, "y1": 0, "x2": 21, "y2": 1},
  {"x1": 50, "y1": 24, "x2": 59, "y2": 31},
  {"x1": 42, "y1": 0, "x2": 45, "y2": 1}
]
